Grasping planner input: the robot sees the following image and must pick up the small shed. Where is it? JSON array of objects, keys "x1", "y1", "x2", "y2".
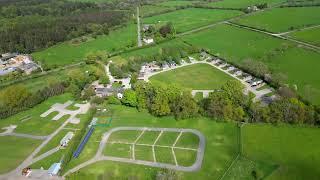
[{"x1": 47, "y1": 163, "x2": 61, "y2": 176}]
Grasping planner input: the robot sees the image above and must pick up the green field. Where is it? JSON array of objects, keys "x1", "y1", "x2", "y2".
[
  {"x1": 140, "y1": 5, "x2": 176, "y2": 17},
  {"x1": 288, "y1": 26, "x2": 320, "y2": 46},
  {"x1": 158, "y1": 0, "x2": 200, "y2": 7},
  {"x1": 234, "y1": 7, "x2": 320, "y2": 33},
  {"x1": 182, "y1": 24, "x2": 320, "y2": 104},
  {"x1": 207, "y1": 0, "x2": 285, "y2": 8},
  {"x1": 150, "y1": 63, "x2": 234, "y2": 90},
  {"x1": 109, "y1": 39, "x2": 192, "y2": 65},
  {"x1": 0, "y1": 136, "x2": 42, "y2": 173},
  {"x1": 143, "y1": 8, "x2": 243, "y2": 33},
  {"x1": 0, "y1": 93, "x2": 73, "y2": 136},
  {"x1": 64, "y1": 105, "x2": 239, "y2": 179},
  {"x1": 242, "y1": 124, "x2": 320, "y2": 180},
  {"x1": 32, "y1": 24, "x2": 136, "y2": 67}
]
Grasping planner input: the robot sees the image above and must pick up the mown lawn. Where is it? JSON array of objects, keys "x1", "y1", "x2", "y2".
[
  {"x1": 0, "y1": 136, "x2": 42, "y2": 173},
  {"x1": 242, "y1": 124, "x2": 320, "y2": 180},
  {"x1": 207, "y1": 0, "x2": 285, "y2": 8},
  {"x1": 32, "y1": 24, "x2": 136, "y2": 67},
  {"x1": 150, "y1": 63, "x2": 234, "y2": 90},
  {"x1": 143, "y1": 8, "x2": 243, "y2": 33},
  {"x1": 234, "y1": 7, "x2": 320, "y2": 33},
  {"x1": 0, "y1": 93, "x2": 74, "y2": 136},
  {"x1": 182, "y1": 24, "x2": 320, "y2": 105},
  {"x1": 64, "y1": 105, "x2": 239, "y2": 180},
  {"x1": 288, "y1": 26, "x2": 320, "y2": 46}
]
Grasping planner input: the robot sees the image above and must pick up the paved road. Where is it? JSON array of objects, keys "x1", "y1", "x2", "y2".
[
  {"x1": 225, "y1": 21, "x2": 320, "y2": 52},
  {"x1": 64, "y1": 127, "x2": 206, "y2": 177},
  {"x1": 137, "y1": 7, "x2": 142, "y2": 47}
]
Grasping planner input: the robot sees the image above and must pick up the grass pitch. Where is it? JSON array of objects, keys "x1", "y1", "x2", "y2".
[{"x1": 150, "y1": 63, "x2": 234, "y2": 90}]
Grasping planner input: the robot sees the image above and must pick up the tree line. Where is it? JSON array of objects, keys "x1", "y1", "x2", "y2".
[
  {"x1": 0, "y1": 0, "x2": 130, "y2": 54},
  {"x1": 110, "y1": 80, "x2": 320, "y2": 125}
]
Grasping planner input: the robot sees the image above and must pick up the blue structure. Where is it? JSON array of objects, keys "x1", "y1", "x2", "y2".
[
  {"x1": 48, "y1": 163, "x2": 61, "y2": 176},
  {"x1": 73, "y1": 127, "x2": 95, "y2": 158}
]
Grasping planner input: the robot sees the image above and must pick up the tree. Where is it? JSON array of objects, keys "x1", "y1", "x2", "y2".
[
  {"x1": 221, "y1": 80, "x2": 245, "y2": 106},
  {"x1": 0, "y1": 85, "x2": 30, "y2": 109},
  {"x1": 130, "y1": 73, "x2": 138, "y2": 85},
  {"x1": 99, "y1": 76, "x2": 110, "y2": 85},
  {"x1": 172, "y1": 92, "x2": 199, "y2": 119},
  {"x1": 122, "y1": 89, "x2": 137, "y2": 107},
  {"x1": 150, "y1": 85, "x2": 171, "y2": 116}
]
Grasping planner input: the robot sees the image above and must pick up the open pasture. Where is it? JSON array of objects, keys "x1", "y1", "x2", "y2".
[
  {"x1": 207, "y1": 0, "x2": 285, "y2": 8},
  {"x1": 150, "y1": 63, "x2": 235, "y2": 90},
  {"x1": 140, "y1": 5, "x2": 176, "y2": 17},
  {"x1": 142, "y1": 8, "x2": 243, "y2": 33},
  {"x1": 234, "y1": 7, "x2": 320, "y2": 33},
  {"x1": 242, "y1": 124, "x2": 320, "y2": 179},
  {"x1": 182, "y1": 24, "x2": 320, "y2": 105},
  {"x1": 158, "y1": 0, "x2": 200, "y2": 7},
  {"x1": 32, "y1": 24, "x2": 136, "y2": 67},
  {"x1": 288, "y1": 26, "x2": 320, "y2": 46}
]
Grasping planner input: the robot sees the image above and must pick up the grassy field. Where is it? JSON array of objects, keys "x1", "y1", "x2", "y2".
[
  {"x1": 150, "y1": 63, "x2": 234, "y2": 90},
  {"x1": 140, "y1": 5, "x2": 176, "y2": 17},
  {"x1": 207, "y1": 0, "x2": 285, "y2": 8},
  {"x1": 109, "y1": 39, "x2": 192, "y2": 66},
  {"x1": 32, "y1": 24, "x2": 136, "y2": 67},
  {"x1": 182, "y1": 24, "x2": 320, "y2": 105},
  {"x1": 0, "y1": 94, "x2": 73, "y2": 136},
  {"x1": 142, "y1": 8, "x2": 243, "y2": 33},
  {"x1": 0, "y1": 136, "x2": 42, "y2": 173},
  {"x1": 234, "y1": 7, "x2": 320, "y2": 33},
  {"x1": 242, "y1": 124, "x2": 320, "y2": 180},
  {"x1": 288, "y1": 26, "x2": 320, "y2": 46},
  {"x1": 64, "y1": 105, "x2": 240, "y2": 179},
  {"x1": 158, "y1": 0, "x2": 200, "y2": 7}
]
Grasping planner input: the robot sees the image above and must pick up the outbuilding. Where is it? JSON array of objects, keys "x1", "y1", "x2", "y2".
[{"x1": 47, "y1": 163, "x2": 61, "y2": 176}]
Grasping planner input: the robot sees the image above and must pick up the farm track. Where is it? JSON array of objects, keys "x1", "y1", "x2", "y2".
[{"x1": 137, "y1": 7, "x2": 142, "y2": 47}]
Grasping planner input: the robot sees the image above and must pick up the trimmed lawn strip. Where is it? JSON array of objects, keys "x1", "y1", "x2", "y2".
[
  {"x1": 134, "y1": 145, "x2": 154, "y2": 161},
  {"x1": 175, "y1": 132, "x2": 200, "y2": 149},
  {"x1": 30, "y1": 150, "x2": 65, "y2": 169},
  {"x1": 103, "y1": 143, "x2": 132, "y2": 158},
  {"x1": 155, "y1": 146, "x2": 175, "y2": 164},
  {"x1": 174, "y1": 149, "x2": 197, "y2": 167},
  {"x1": 108, "y1": 130, "x2": 141, "y2": 143},
  {"x1": 156, "y1": 132, "x2": 180, "y2": 146},
  {"x1": 137, "y1": 130, "x2": 160, "y2": 144}
]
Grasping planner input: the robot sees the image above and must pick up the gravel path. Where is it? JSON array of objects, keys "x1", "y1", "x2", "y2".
[
  {"x1": 137, "y1": 7, "x2": 142, "y2": 47},
  {"x1": 0, "y1": 133, "x2": 48, "y2": 140},
  {"x1": 64, "y1": 127, "x2": 206, "y2": 177}
]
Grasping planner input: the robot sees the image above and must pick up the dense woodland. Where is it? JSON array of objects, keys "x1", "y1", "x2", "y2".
[{"x1": 0, "y1": 0, "x2": 130, "y2": 54}]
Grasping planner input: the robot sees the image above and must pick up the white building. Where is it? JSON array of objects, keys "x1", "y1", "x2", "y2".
[
  {"x1": 143, "y1": 38, "x2": 154, "y2": 44},
  {"x1": 60, "y1": 132, "x2": 74, "y2": 147}
]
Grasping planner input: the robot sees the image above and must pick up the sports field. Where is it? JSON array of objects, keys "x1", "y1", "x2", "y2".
[
  {"x1": 234, "y1": 7, "x2": 320, "y2": 33},
  {"x1": 0, "y1": 136, "x2": 42, "y2": 173},
  {"x1": 288, "y1": 26, "x2": 320, "y2": 46},
  {"x1": 150, "y1": 63, "x2": 234, "y2": 90},
  {"x1": 0, "y1": 94, "x2": 73, "y2": 136},
  {"x1": 32, "y1": 24, "x2": 136, "y2": 67},
  {"x1": 142, "y1": 8, "x2": 243, "y2": 33},
  {"x1": 242, "y1": 124, "x2": 320, "y2": 179},
  {"x1": 207, "y1": 0, "x2": 285, "y2": 8},
  {"x1": 64, "y1": 105, "x2": 240, "y2": 179},
  {"x1": 182, "y1": 24, "x2": 320, "y2": 104}
]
